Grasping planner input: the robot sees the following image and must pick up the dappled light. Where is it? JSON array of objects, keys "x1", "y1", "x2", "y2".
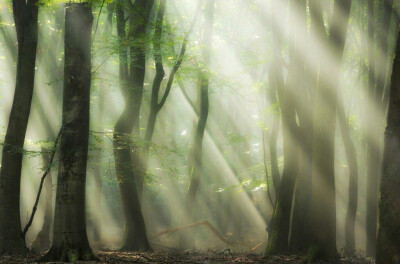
[{"x1": 0, "y1": 0, "x2": 399, "y2": 263}]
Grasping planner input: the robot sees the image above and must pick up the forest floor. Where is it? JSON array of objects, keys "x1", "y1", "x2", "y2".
[{"x1": 0, "y1": 251, "x2": 375, "y2": 264}]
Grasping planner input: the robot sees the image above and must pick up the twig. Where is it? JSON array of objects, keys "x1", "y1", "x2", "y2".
[
  {"x1": 21, "y1": 128, "x2": 62, "y2": 241},
  {"x1": 149, "y1": 220, "x2": 241, "y2": 246},
  {"x1": 136, "y1": 254, "x2": 152, "y2": 262},
  {"x1": 250, "y1": 241, "x2": 266, "y2": 251},
  {"x1": 156, "y1": 0, "x2": 202, "y2": 111},
  {"x1": 217, "y1": 248, "x2": 232, "y2": 255},
  {"x1": 92, "y1": 0, "x2": 106, "y2": 43}
]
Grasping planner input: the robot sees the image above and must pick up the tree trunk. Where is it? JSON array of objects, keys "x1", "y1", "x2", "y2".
[
  {"x1": 179, "y1": 0, "x2": 215, "y2": 250},
  {"x1": 264, "y1": 65, "x2": 281, "y2": 244},
  {"x1": 289, "y1": 0, "x2": 313, "y2": 253},
  {"x1": 267, "y1": 62, "x2": 299, "y2": 255},
  {"x1": 113, "y1": 0, "x2": 154, "y2": 251},
  {"x1": 0, "y1": 0, "x2": 39, "y2": 255},
  {"x1": 268, "y1": 67, "x2": 281, "y2": 196},
  {"x1": 376, "y1": 25, "x2": 400, "y2": 264},
  {"x1": 337, "y1": 101, "x2": 359, "y2": 252},
  {"x1": 307, "y1": 0, "x2": 352, "y2": 261},
  {"x1": 365, "y1": 0, "x2": 378, "y2": 257},
  {"x1": 31, "y1": 148, "x2": 53, "y2": 252},
  {"x1": 42, "y1": 3, "x2": 95, "y2": 262},
  {"x1": 366, "y1": 0, "x2": 394, "y2": 257}
]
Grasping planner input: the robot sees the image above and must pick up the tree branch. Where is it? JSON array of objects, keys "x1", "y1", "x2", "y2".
[
  {"x1": 157, "y1": 0, "x2": 202, "y2": 110},
  {"x1": 21, "y1": 128, "x2": 62, "y2": 241}
]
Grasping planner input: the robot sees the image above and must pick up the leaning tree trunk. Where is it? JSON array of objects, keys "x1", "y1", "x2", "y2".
[
  {"x1": 31, "y1": 5, "x2": 65, "y2": 252},
  {"x1": 42, "y1": 3, "x2": 95, "y2": 262},
  {"x1": 376, "y1": 25, "x2": 400, "y2": 264},
  {"x1": 179, "y1": 0, "x2": 215, "y2": 250},
  {"x1": 31, "y1": 148, "x2": 53, "y2": 252},
  {"x1": 113, "y1": 0, "x2": 154, "y2": 251},
  {"x1": 307, "y1": 0, "x2": 352, "y2": 262},
  {"x1": 0, "y1": 0, "x2": 38, "y2": 255}
]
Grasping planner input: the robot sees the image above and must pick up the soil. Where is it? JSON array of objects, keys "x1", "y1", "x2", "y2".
[{"x1": 0, "y1": 251, "x2": 375, "y2": 264}]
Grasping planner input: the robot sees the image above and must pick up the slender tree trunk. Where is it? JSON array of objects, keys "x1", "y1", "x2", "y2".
[
  {"x1": 92, "y1": 128, "x2": 103, "y2": 243},
  {"x1": 337, "y1": 101, "x2": 359, "y2": 252},
  {"x1": 307, "y1": 0, "x2": 352, "y2": 261},
  {"x1": 42, "y1": 3, "x2": 95, "y2": 262},
  {"x1": 143, "y1": 0, "x2": 166, "y2": 151},
  {"x1": 113, "y1": 0, "x2": 154, "y2": 251},
  {"x1": 0, "y1": 0, "x2": 39, "y2": 255},
  {"x1": 268, "y1": 70, "x2": 281, "y2": 195},
  {"x1": 31, "y1": 6, "x2": 64, "y2": 252},
  {"x1": 265, "y1": 65, "x2": 281, "y2": 243},
  {"x1": 179, "y1": 0, "x2": 215, "y2": 249},
  {"x1": 90, "y1": 3, "x2": 114, "y2": 243},
  {"x1": 365, "y1": 0, "x2": 379, "y2": 257},
  {"x1": 31, "y1": 148, "x2": 53, "y2": 252},
  {"x1": 376, "y1": 25, "x2": 400, "y2": 264}
]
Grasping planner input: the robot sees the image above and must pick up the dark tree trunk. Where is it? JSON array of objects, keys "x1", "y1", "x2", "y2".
[
  {"x1": 366, "y1": 0, "x2": 394, "y2": 257},
  {"x1": 113, "y1": 0, "x2": 154, "y2": 251},
  {"x1": 143, "y1": 0, "x2": 166, "y2": 152},
  {"x1": 267, "y1": 61, "x2": 299, "y2": 255},
  {"x1": 31, "y1": 148, "x2": 53, "y2": 252},
  {"x1": 337, "y1": 101, "x2": 359, "y2": 252},
  {"x1": 289, "y1": 0, "x2": 313, "y2": 253},
  {"x1": 42, "y1": 3, "x2": 95, "y2": 262},
  {"x1": 0, "y1": 0, "x2": 39, "y2": 255},
  {"x1": 307, "y1": 0, "x2": 352, "y2": 261},
  {"x1": 376, "y1": 25, "x2": 400, "y2": 264},
  {"x1": 179, "y1": 0, "x2": 215, "y2": 250}
]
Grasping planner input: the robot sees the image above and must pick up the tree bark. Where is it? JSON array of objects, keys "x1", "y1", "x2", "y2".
[
  {"x1": 113, "y1": 0, "x2": 154, "y2": 251},
  {"x1": 42, "y1": 3, "x2": 95, "y2": 261},
  {"x1": 267, "y1": 57, "x2": 299, "y2": 255},
  {"x1": 376, "y1": 25, "x2": 400, "y2": 264},
  {"x1": 366, "y1": 0, "x2": 394, "y2": 257},
  {"x1": 289, "y1": 0, "x2": 313, "y2": 253},
  {"x1": 0, "y1": 0, "x2": 39, "y2": 255}
]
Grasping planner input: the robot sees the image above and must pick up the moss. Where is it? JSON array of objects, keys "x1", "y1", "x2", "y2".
[{"x1": 67, "y1": 250, "x2": 78, "y2": 262}]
